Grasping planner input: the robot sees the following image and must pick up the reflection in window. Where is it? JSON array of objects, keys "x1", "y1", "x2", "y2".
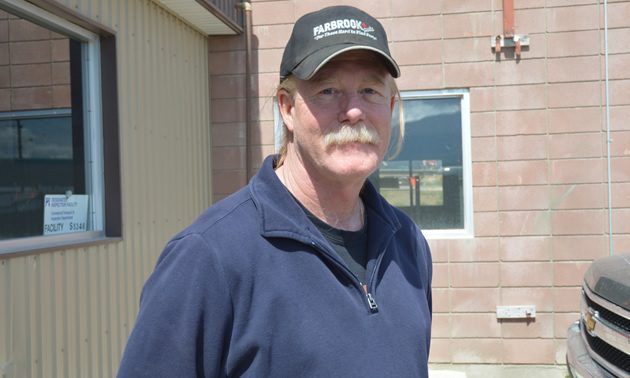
[
  {"x1": 369, "y1": 91, "x2": 471, "y2": 235},
  {"x1": 0, "y1": 10, "x2": 88, "y2": 241},
  {"x1": 378, "y1": 159, "x2": 444, "y2": 209},
  {"x1": 0, "y1": 111, "x2": 84, "y2": 239}
]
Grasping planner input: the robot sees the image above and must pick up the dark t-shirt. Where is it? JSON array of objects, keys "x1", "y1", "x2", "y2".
[{"x1": 292, "y1": 195, "x2": 368, "y2": 283}]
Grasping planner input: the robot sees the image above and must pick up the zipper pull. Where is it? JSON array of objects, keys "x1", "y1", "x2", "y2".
[
  {"x1": 363, "y1": 285, "x2": 378, "y2": 312},
  {"x1": 366, "y1": 292, "x2": 378, "y2": 311}
]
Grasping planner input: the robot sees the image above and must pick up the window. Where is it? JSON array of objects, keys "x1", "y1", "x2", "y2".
[
  {"x1": 370, "y1": 89, "x2": 473, "y2": 238},
  {"x1": 0, "y1": 1, "x2": 121, "y2": 255}
]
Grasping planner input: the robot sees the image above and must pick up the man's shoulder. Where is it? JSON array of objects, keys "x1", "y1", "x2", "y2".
[
  {"x1": 154, "y1": 185, "x2": 260, "y2": 271},
  {"x1": 177, "y1": 185, "x2": 256, "y2": 239},
  {"x1": 180, "y1": 156, "x2": 278, "y2": 238}
]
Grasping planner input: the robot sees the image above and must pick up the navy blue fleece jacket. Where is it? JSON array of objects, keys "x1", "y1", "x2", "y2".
[{"x1": 117, "y1": 155, "x2": 433, "y2": 377}]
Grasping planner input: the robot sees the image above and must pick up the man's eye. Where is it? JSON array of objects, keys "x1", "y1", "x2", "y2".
[
  {"x1": 363, "y1": 88, "x2": 376, "y2": 94},
  {"x1": 321, "y1": 88, "x2": 334, "y2": 94}
]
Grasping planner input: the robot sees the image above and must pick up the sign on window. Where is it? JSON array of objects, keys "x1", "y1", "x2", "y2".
[{"x1": 43, "y1": 194, "x2": 88, "y2": 235}]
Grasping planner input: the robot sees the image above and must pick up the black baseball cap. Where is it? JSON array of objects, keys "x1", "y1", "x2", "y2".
[{"x1": 280, "y1": 6, "x2": 400, "y2": 81}]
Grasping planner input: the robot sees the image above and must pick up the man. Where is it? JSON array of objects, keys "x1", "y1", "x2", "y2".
[{"x1": 118, "y1": 5, "x2": 432, "y2": 377}]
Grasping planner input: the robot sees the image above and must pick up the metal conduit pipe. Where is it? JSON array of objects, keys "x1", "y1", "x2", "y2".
[
  {"x1": 604, "y1": 0, "x2": 613, "y2": 256},
  {"x1": 236, "y1": 2, "x2": 252, "y2": 183}
]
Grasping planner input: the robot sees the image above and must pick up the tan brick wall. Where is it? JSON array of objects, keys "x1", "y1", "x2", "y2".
[
  {"x1": 0, "y1": 10, "x2": 70, "y2": 112},
  {"x1": 208, "y1": 0, "x2": 630, "y2": 368}
]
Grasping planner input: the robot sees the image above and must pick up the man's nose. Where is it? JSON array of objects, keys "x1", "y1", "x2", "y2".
[{"x1": 338, "y1": 92, "x2": 366, "y2": 124}]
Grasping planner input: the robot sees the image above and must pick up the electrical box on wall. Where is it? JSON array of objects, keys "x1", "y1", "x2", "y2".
[
  {"x1": 496, "y1": 305, "x2": 536, "y2": 319},
  {"x1": 491, "y1": 34, "x2": 530, "y2": 50}
]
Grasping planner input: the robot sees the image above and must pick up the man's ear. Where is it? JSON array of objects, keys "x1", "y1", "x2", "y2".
[{"x1": 278, "y1": 90, "x2": 295, "y2": 133}]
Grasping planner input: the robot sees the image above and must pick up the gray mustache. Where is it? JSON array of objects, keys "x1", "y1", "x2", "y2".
[{"x1": 324, "y1": 123, "x2": 380, "y2": 147}]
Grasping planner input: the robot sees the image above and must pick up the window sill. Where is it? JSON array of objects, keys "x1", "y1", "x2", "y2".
[
  {"x1": 0, "y1": 232, "x2": 122, "y2": 259},
  {"x1": 423, "y1": 229, "x2": 474, "y2": 239}
]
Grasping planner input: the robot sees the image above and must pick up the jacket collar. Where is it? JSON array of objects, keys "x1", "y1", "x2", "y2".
[{"x1": 249, "y1": 155, "x2": 401, "y2": 243}]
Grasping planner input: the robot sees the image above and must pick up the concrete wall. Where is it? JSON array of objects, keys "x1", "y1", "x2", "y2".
[{"x1": 209, "y1": 0, "x2": 630, "y2": 374}]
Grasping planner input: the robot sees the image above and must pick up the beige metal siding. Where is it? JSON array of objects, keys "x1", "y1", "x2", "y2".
[{"x1": 0, "y1": 0, "x2": 212, "y2": 376}]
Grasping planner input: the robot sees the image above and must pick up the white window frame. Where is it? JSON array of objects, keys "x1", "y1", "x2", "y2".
[
  {"x1": 273, "y1": 98, "x2": 283, "y2": 152},
  {"x1": 0, "y1": 0, "x2": 106, "y2": 255},
  {"x1": 398, "y1": 89, "x2": 473, "y2": 239}
]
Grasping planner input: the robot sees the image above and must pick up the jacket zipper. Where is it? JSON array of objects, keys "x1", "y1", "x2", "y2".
[
  {"x1": 366, "y1": 292, "x2": 378, "y2": 311},
  {"x1": 311, "y1": 240, "x2": 380, "y2": 313}
]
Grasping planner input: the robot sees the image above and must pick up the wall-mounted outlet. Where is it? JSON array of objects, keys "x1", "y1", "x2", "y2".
[{"x1": 496, "y1": 305, "x2": 536, "y2": 319}]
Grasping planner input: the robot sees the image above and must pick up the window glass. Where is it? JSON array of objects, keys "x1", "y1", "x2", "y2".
[
  {"x1": 0, "y1": 111, "x2": 82, "y2": 239},
  {"x1": 0, "y1": 3, "x2": 111, "y2": 253},
  {"x1": 369, "y1": 90, "x2": 473, "y2": 237}
]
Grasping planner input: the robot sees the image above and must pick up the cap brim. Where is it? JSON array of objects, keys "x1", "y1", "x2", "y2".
[{"x1": 291, "y1": 45, "x2": 400, "y2": 80}]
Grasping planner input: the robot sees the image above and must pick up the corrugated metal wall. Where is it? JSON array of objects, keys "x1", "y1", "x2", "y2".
[{"x1": 0, "y1": 0, "x2": 212, "y2": 376}]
